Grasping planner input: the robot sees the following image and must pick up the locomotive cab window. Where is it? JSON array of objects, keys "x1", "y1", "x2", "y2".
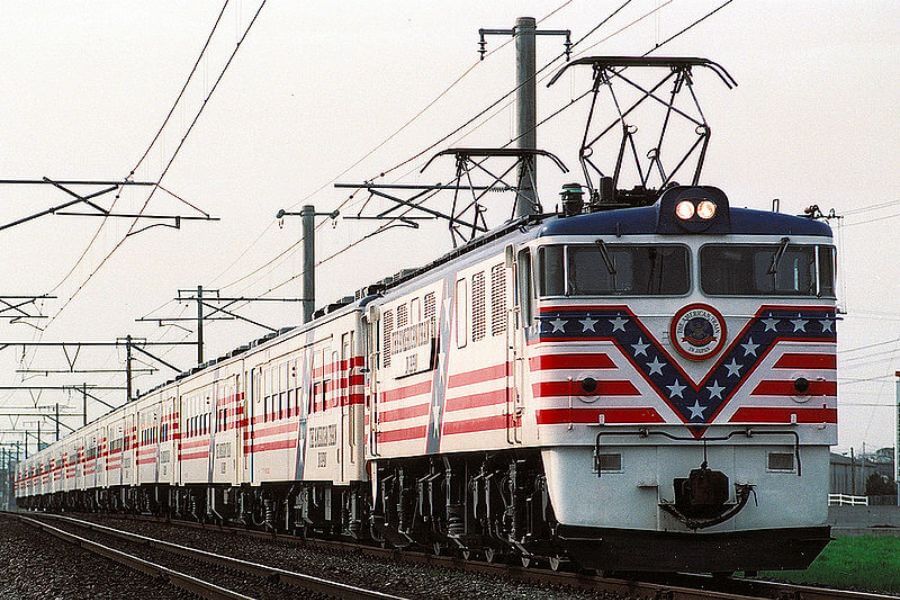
[
  {"x1": 701, "y1": 243, "x2": 836, "y2": 297},
  {"x1": 537, "y1": 244, "x2": 689, "y2": 296}
]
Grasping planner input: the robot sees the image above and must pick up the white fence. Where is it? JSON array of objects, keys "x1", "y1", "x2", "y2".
[{"x1": 828, "y1": 493, "x2": 869, "y2": 506}]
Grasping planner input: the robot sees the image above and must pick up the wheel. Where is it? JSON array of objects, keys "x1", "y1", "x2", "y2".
[
  {"x1": 549, "y1": 556, "x2": 563, "y2": 572},
  {"x1": 432, "y1": 541, "x2": 443, "y2": 556},
  {"x1": 520, "y1": 555, "x2": 533, "y2": 568},
  {"x1": 461, "y1": 549, "x2": 472, "y2": 561},
  {"x1": 484, "y1": 548, "x2": 497, "y2": 563}
]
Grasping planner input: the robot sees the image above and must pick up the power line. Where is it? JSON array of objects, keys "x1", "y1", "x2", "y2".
[
  {"x1": 46, "y1": 1, "x2": 268, "y2": 328},
  {"x1": 228, "y1": 0, "x2": 734, "y2": 308},
  {"x1": 209, "y1": 0, "x2": 578, "y2": 292},
  {"x1": 46, "y1": 1, "x2": 231, "y2": 297}
]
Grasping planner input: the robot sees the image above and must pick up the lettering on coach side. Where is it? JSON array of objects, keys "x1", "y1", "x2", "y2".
[
  {"x1": 309, "y1": 424, "x2": 337, "y2": 448},
  {"x1": 390, "y1": 316, "x2": 436, "y2": 378}
]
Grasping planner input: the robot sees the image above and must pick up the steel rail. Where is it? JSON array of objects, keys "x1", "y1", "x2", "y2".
[
  {"x1": 2, "y1": 512, "x2": 251, "y2": 600},
  {"x1": 18, "y1": 512, "x2": 406, "y2": 600},
  {"x1": 100, "y1": 512, "x2": 899, "y2": 600}
]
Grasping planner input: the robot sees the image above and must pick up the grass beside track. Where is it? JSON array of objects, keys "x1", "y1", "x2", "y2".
[{"x1": 762, "y1": 535, "x2": 900, "y2": 594}]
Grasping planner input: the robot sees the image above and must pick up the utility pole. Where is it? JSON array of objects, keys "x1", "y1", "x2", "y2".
[
  {"x1": 125, "y1": 334, "x2": 133, "y2": 403},
  {"x1": 55, "y1": 403, "x2": 60, "y2": 441},
  {"x1": 276, "y1": 206, "x2": 339, "y2": 324},
  {"x1": 895, "y1": 371, "x2": 899, "y2": 507},
  {"x1": 82, "y1": 383, "x2": 88, "y2": 426},
  {"x1": 196, "y1": 285, "x2": 204, "y2": 364},
  {"x1": 478, "y1": 18, "x2": 571, "y2": 218},
  {"x1": 850, "y1": 446, "x2": 856, "y2": 496}
]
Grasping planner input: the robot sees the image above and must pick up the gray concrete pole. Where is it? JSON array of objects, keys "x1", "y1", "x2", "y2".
[
  {"x1": 196, "y1": 285, "x2": 204, "y2": 364},
  {"x1": 515, "y1": 16, "x2": 537, "y2": 218},
  {"x1": 301, "y1": 205, "x2": 316, "y2": 323},
  {"x1": 895, "y1": 371, "x2": 899, "y2": 506}
]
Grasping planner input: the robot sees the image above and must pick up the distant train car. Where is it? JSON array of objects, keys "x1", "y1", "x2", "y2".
[{"x1": 17, "y1": 183, "x2": 835, "y2": 575}]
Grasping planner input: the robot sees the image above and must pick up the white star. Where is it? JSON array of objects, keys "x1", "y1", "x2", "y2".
[
  {"x1": 549, "y1": 317, "x2": 567, "y2": 333},
  {"x1": 687, "y1": 400, "x2": 707, "y2": 420},
  {"x1": 762, "y1": 317, "x2": 780, "y2": 332},
  {"x1": 790, "y1": 314, "x2": 808, "y2": 332},
  {"x1": 631, "y1": 337, "x2": 649, "y2": 357},
  {"x1": 609, "y1": 316, "x2": 629, "y2": 332},
  {"x1": 666, "y1": 380, "x2": 686, "y2": 399},
  {"x1": 741, "y1": 337, "x2": 759, "y2": 357},
  {"x1": 819, "y1": 318, "x2": 834, "y2": 333},
  {"x1": 579, "y1": 316, "x2": 599, "y2": 332},
  {"x1": 706, "y1": 380, "x2": 725, "y2": 400},
  {"x1": 724, "y1": 358, "x2": 743, "y2": 378},
  {"x1": 646, "y1": 356, "x2": 665, "y2": 376}
]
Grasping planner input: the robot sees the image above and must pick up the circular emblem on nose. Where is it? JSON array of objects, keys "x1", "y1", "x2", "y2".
[{"x1": 670, "y1": 303, "x2": 726, "y2": 361}]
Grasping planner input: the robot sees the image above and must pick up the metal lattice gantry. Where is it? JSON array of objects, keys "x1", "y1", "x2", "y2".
[
  {"x1": 0, "y1": 177, "x2": 220, "y2": 235},
  {"x1": 548, "y1": 56, "x2": 737, "y2": 204},
  {"x1": 0, "y1": 294, "x2": 55, "y2": 327},
  {"x1": 337, "y1": 147, "x2": 568, "y2": 247}
]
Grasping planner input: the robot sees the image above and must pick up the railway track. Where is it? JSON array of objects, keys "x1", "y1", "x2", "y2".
[
  {"x1": 26, "y1": 511, "x2": 898, "y2": 600},
  {"x1": 2, "y1": 511, "x2": 405, "y2": 600}
]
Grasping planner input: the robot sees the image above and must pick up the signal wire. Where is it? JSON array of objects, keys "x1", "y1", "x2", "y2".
[
  {"x1": 45, "y1": 0, "x2": 268, "y2": 329},
  {"x1": 210, "y1": 0, "x2": 579, "y2": 291},
  {"x1": 228, "y1": 0, "x2": 735, "y2": 307},
  {"x1": 45, "y1": 1, "x2": 231, "y2": 296}
]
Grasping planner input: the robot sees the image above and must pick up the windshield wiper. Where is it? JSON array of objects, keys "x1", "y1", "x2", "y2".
[
  {"x1": 768, "y1": 237, "x2": 790, "y2": 275},
  {"x1": 595, "y1": 239, "x2": 616, "y2": 275}
]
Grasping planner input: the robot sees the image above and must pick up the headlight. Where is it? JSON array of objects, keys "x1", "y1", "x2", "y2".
[
  {"x1": 697, "y1": 200, "x2": 717, "y2": 220},
  {"x1": 675, "y1": 200, "x2": 695, "y2": 220}
]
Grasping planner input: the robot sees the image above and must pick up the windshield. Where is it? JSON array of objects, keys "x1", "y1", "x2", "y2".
[
  {"x1": 538, "y1": 244, "x2": 690, "y2": 296},
  {"x1": 700, "y1": 243, "x2": 835, "y2": 297}
]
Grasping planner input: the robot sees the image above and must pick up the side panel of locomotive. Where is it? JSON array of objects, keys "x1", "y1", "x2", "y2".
[{"x1": 368, "y1": 242, "x2": 520, "y2": 461}]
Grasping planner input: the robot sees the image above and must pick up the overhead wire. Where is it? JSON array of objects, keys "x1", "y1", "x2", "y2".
[
  {"x1": 46, "y1": 1, "x2": 231, "y2": 296},
  {"x1": 210, "y1": 0, "x2": 578, "y2": 292},
  {"x1": 231, "y1": 0, "x2": 735, "y2": 308},
  {"x1": 45, "y1": 0, "x2": 268, "y2": 329}
]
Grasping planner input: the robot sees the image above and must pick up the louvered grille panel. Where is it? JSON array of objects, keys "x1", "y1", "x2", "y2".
[
  {"x1": 397, "y1": 303, "x2": 408, "y2": 327},
  {"x1": 424, "y1": 292, "x2": 436, "y2": 337},
  {"x1": 491, "y1": 263, "x2": 507, "y2": 336},
  {"x1": 472, "y1": 272, "x2": 486, "y2": 342},
  {"x1": 383, "y1": 309, "x2": 394, "y2": 367}
]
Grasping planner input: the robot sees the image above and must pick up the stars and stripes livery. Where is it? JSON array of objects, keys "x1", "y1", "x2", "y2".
[{"x1": 530, "y1": 304, "x2": 836, "y2": 431}]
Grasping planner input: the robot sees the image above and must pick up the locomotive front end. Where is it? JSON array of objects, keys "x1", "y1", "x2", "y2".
[{"x1": 521, "y1": 186, "x2": 836, "y2": 573}]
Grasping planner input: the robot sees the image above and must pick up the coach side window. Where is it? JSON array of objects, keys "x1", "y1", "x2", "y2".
[
  {"x1": 455, "y1": 278, "x2": 468, "y2": 348},
  {"x1": 516, "y1": 249, "x2": 533, "y2": 327}
]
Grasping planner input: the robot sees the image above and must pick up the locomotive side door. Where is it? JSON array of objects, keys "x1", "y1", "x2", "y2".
[{"x1": 508, "y1": 246, "x2": 530, "y2": 444}]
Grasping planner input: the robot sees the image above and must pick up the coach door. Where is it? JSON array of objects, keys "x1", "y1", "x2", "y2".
[{"x1": 509, "y1": 247, "x2": 529, "y2": 444}]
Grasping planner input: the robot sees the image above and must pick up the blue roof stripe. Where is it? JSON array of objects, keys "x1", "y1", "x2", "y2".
[{"x1": 539, "y1": 205, "x2": 832, "y2": 237}]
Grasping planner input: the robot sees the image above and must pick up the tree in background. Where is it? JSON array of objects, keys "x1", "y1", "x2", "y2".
[{"x1": 865, "y1": 472, "x2": 895, "y2": 496}]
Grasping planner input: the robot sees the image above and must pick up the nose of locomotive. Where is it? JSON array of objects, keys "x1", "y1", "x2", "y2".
[{"x1": 656, "y1": 185, "x2": 731, "y2": 234}]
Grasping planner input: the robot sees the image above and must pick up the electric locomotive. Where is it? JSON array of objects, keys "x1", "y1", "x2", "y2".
[{"x1": 15, "y1": 56, "x2": 838, "y2": 574}]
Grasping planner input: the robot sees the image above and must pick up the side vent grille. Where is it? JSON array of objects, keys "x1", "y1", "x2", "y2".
[{"x1": 490, "y1": 263, "x2": 507, "y2": 336}]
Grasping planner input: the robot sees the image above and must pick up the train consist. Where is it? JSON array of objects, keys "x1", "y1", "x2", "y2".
[{"x1": 15, "y1": 58, "x2": 838, "y2": 574}]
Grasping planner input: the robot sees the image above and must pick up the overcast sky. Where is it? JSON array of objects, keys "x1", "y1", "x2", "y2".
[{"x1": 0, "y1": 1, "x2": 897, "y2": 453}]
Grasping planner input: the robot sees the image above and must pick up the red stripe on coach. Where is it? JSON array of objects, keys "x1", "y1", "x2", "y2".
[
  {"x1": 535, "y1": 407, "x2": 664, "y2": 425},
  {"x1": 380, "y1": 381, "x2": 432, "y2": 403},
  {"x1": 442, "y1": 414, "x2": 508, "y2": 435},
  {"x1": 377, "y1": 403, "x2": 431, "y2": 423},
  {"x1": 447, "y1": 364, "x2": 509, "y2": 388},
  {"x1": 532, "y1": 380, "x2": 640, "y2": 397},
  {"x1": 751, "y1": 380, "x2": 836, "y2": 396},
  {"x1": 376, "y1": 425, "x2": 427, "y2": 443},
  {"x1": 445, "y1": 389, "x2": 508, "y2": 412},
  {"x1": 772, "y1": 353, "x2": 836, "y2": 370},
  {"x1": 729, "y1": 407, "x2": 837, "y2": 423},
  {"x1": 529, "y1": 353, "x2": 616, "y2": 371}
]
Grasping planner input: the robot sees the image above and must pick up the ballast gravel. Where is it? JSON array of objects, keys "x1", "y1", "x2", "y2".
[
  {"x1": 73, "y1": 514, "x2": 632, "y2": 600},
  {"x1": 0, "y1": 514, "x2": 193, "y2": 600}
]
